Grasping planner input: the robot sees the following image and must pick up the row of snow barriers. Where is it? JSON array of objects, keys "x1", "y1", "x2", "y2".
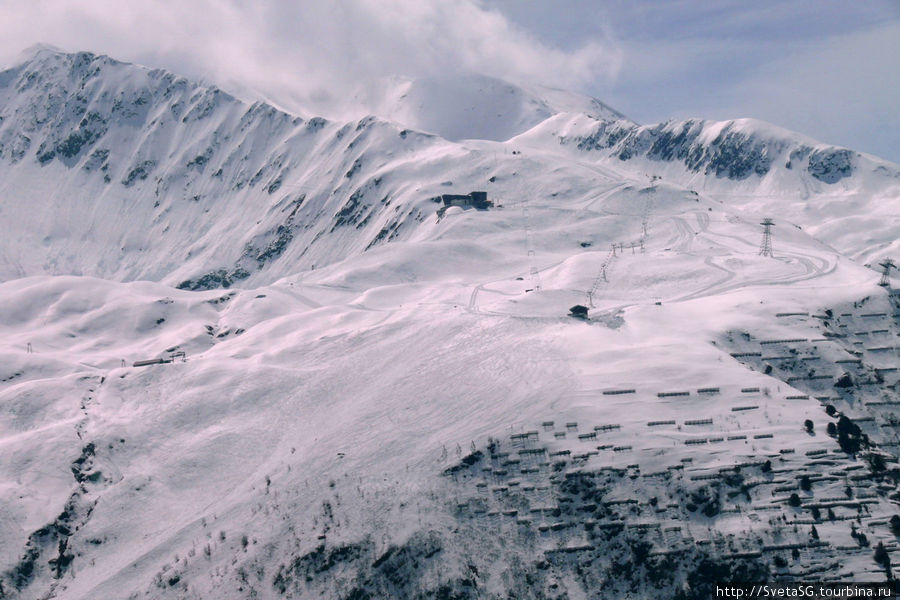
[
  {"x1": 731, "y1": 335, "x2": 897, "y2": 355},
  {"x1": 601, "y1": 386, "x2": 764, "y2": 397}
]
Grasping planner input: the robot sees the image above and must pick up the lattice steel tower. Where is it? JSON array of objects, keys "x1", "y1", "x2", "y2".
[
  {"x1": 879, "y1": 258, "x2": 895, "y2": 287},
  {"x1": 759, "y1": 218, "x2": 775, "y2": 257}
]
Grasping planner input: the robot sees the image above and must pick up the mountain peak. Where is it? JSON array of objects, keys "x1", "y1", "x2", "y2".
[
  {"x1": 15, "y1": 42, "x2": 66, "y2": 62},
  {"x1": 362, "y1": 71, "x2": 630, "y2": 142}
]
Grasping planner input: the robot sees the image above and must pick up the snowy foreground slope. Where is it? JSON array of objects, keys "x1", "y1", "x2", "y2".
[{"x1": 0, "y1": 49, "x2": 899, "y2": 599}]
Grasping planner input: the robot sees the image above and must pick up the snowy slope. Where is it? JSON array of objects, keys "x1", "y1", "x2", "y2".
[
  {"x1": 530, "y1": 113, "x2": 900, "y2": 264},
  {"x1": 0, "y1": 49, "x2": 899, "y2": 600}
]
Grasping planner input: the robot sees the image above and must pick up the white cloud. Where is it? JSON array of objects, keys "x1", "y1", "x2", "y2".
[{"x1": 0, "y1": 0, "x2": 622, "y2": 118}]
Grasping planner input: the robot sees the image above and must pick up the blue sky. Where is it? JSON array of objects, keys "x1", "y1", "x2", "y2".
[{"x1": 0, "y1": 0, "x2": 897, "y2": 161}]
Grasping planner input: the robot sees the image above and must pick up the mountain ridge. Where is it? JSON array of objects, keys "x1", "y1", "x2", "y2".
[{"x1": 1, "y1": 47, "x2": 896, "y2": 288}]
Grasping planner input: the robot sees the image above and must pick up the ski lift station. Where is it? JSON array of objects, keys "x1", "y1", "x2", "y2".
[{"x1": 440, "y1": 191, "x2": 492, "y2": 210}]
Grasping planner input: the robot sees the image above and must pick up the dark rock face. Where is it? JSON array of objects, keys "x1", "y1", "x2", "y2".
[
  {"x1": 176, "y1": 267, "x2": 250, "y2": 291},
  {"x1": 567, "y1": 120, "x2": 782, "y2": 180},
  {"x1": 808, "y1": 148, "x2": 855, "y2": 183},
  {"x1": 702, "y1": 129, "x2": 779, "y2": 179},
  {"x1": 616, "y1": 121, "x2": 779, "y2": 180},
  {"x1": 564, "y1": 118, "x2": 857, "y2": 184},
  {"x1": 4, "y1": 442, "x2": 102, "y2": 593}
]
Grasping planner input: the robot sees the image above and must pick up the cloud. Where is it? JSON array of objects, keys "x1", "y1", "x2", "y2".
[{"x1": 0, "y1": 0, "x2": 622, "y2": 118}]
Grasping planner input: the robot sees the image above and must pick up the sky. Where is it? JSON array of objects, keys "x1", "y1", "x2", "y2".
[{"x1": 0, "y1": 0, "x2": 897, "y2": 161}]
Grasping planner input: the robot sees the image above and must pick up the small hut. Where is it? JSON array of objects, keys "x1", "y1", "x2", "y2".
[{"x1": 569, "y1": 305, "x2": 589, "y2": 319}]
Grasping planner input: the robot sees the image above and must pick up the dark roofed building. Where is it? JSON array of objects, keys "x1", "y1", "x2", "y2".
[{"x1": 440, "y1": 191, "x2": 492, "y2": 210}]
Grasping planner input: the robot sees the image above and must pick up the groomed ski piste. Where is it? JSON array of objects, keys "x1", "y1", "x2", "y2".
[{"x1": 0, "y1": 48, "x2": 899, "y2": 599}]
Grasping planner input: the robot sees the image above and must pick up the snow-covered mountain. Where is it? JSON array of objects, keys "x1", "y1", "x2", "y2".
[
  {"x1": 1, "y1": 48, "x2": 899, "y2": 599},
  {"x1": 1, "y1": 48, "x2": 896, "y2": 288}
]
